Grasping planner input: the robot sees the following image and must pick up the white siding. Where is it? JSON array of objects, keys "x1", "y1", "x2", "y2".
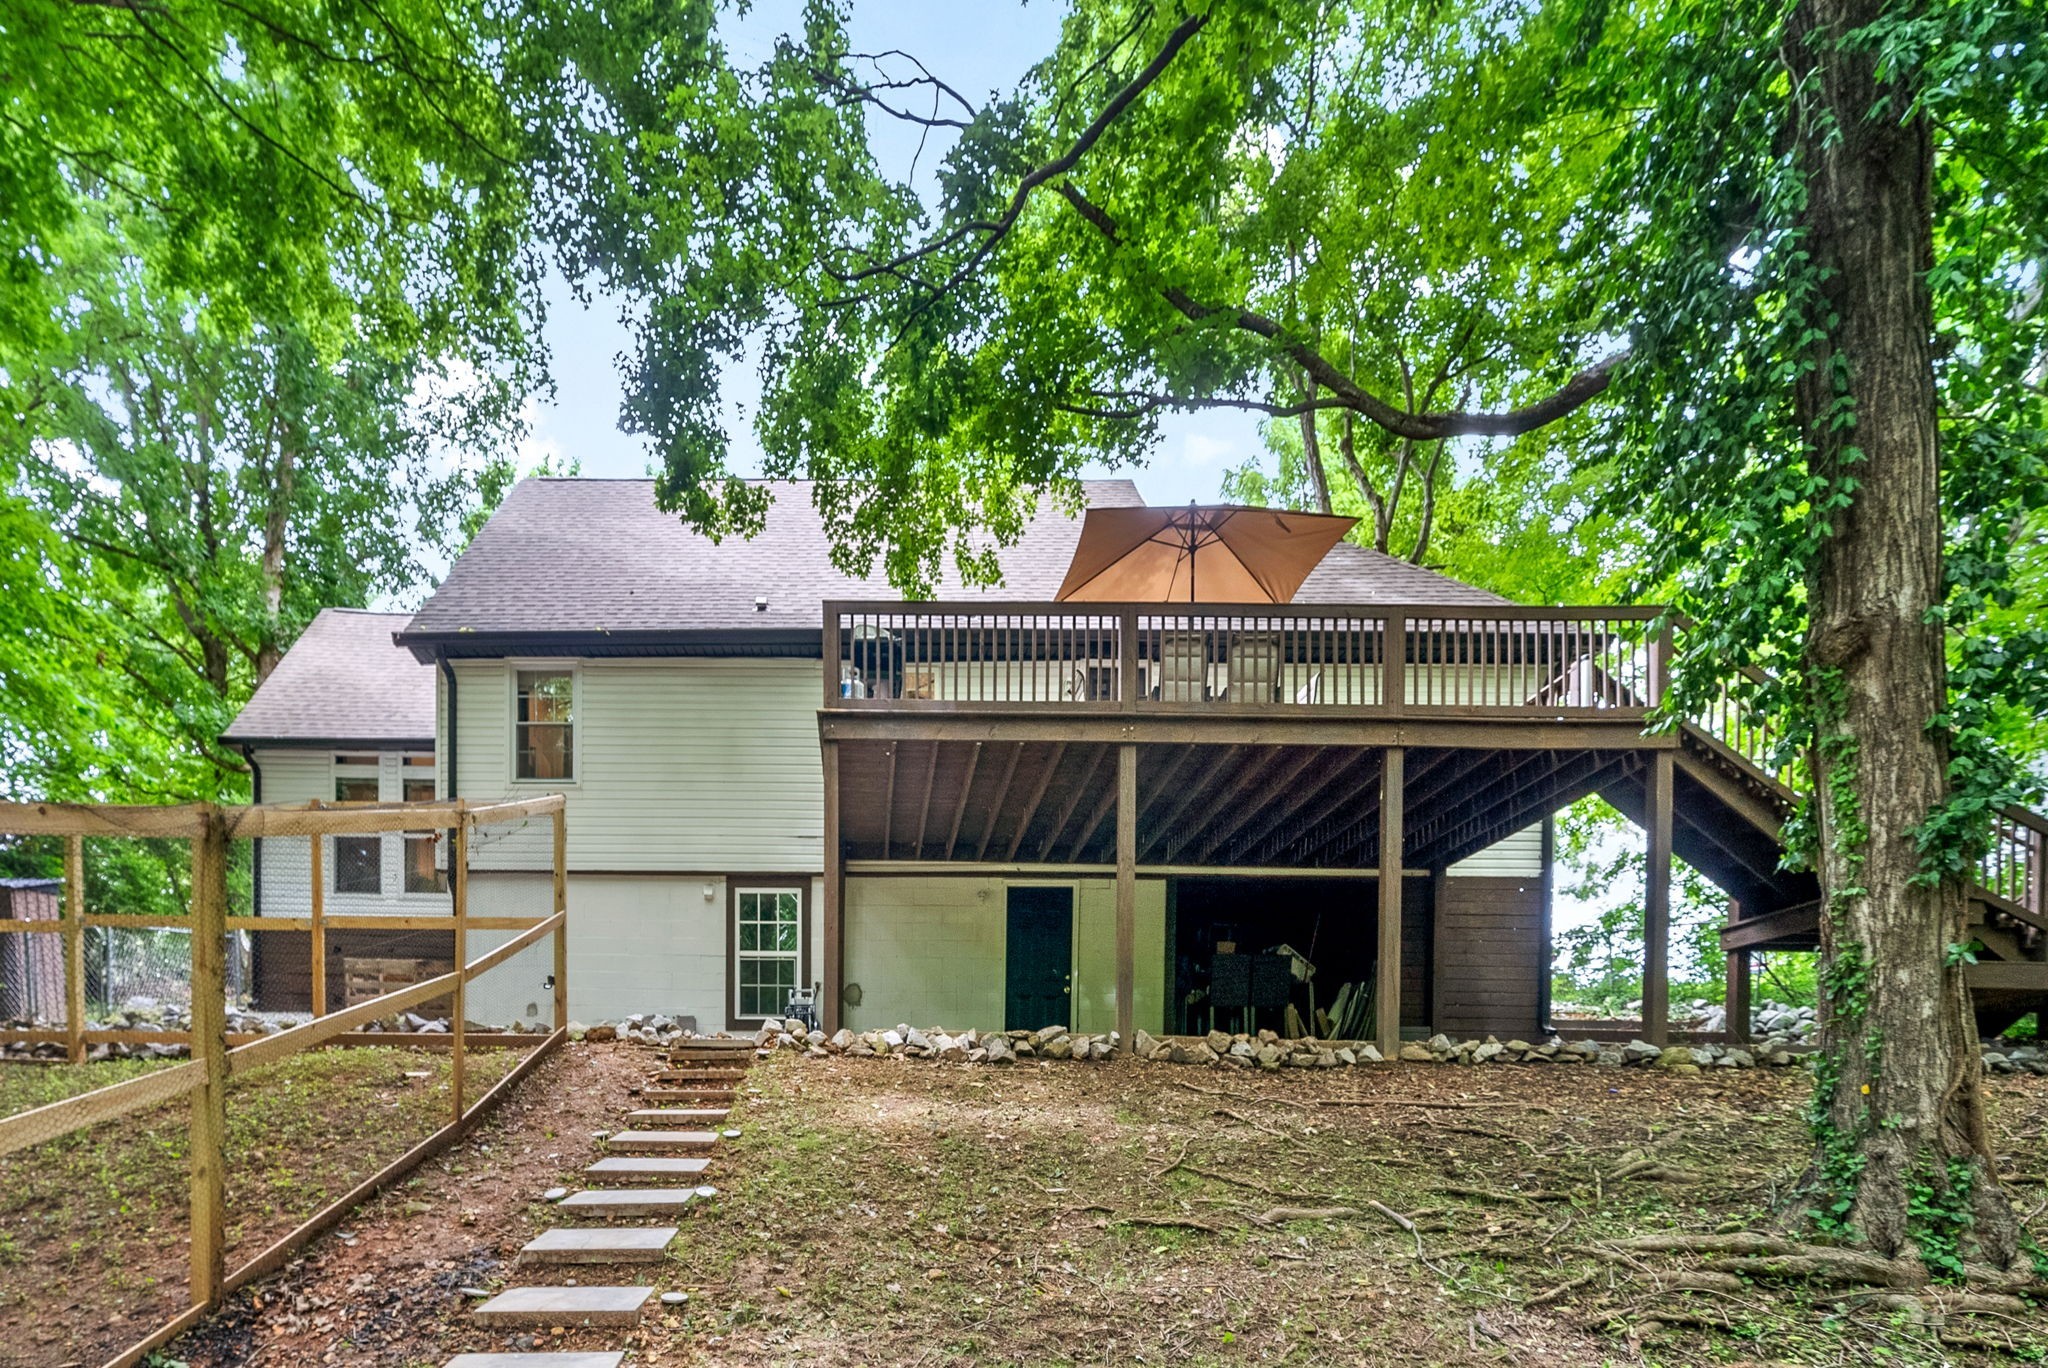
[
  {"x1": 251, "y1": 746, "x2": 449, "y2": 920},
  {"x1": 1447, "y1": 823, "x2": 1545, "y2": 878},
  {"x1": 842, "y1": 875, "x2": 1166, "y2": 1034},
  {"x1": 450, "y1": 657, "x2": 822, "y2": 875}
]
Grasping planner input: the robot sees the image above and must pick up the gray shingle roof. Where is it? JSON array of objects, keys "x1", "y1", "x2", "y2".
[
  {"x1": 398, "y1": 478, "x2": 1501, "y2": 644},
  {"x1": 223, "y1": 609, "x2": 435, "y2": 745}
]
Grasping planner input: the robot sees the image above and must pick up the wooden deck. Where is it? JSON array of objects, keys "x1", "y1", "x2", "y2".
[{"x1": 814, "y1": 600, "x2": 2048, "y2": 1044}]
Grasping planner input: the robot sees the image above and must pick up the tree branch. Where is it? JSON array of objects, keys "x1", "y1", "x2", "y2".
[
  {"x1": 1054, "y1": 182, "x2": 1629, "y2": 441},
  {"x1": 835, "y1": 10, "x2": 1211, "y2": 307}
]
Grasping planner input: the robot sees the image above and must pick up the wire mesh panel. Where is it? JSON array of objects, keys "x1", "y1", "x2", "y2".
[{"x1": 0, "y1": 795, "x2": 568, "y2": 1366}]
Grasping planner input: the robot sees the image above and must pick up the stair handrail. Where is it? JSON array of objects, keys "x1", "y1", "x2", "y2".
[{"x1": 1668, "y1": 612, "x2": 2045, "y2": 921}]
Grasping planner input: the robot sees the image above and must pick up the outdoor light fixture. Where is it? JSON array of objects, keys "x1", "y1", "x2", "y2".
[
  {"x1": 703, "y1": 882, "x2": 716, "y2": 901},
  {"x1": 754, "y1": 595, "x2": 768, "y2": 612}
]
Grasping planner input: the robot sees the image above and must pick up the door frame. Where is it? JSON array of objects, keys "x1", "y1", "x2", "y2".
[{"x1": 1002, "y1": 880, "x2": 1080, "y2": 1030}]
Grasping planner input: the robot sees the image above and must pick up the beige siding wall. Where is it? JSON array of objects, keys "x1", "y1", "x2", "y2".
[
  {"x1": 842, "y1": 875, "x2": 1166, "y2": 1034},
  {"x1": 1447, "y1": 824, "x2": 1544, "y2": 878},
  {"x1": 448, "y1": 657, "x2": 824, "y2": 875}
]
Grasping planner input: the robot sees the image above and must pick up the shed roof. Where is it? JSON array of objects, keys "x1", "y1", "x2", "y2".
[
  {"x1": 397, "y1": 478, "x2": 1502, "y2": 649},
  {"x1": 223, "y1": 609, "x2": 436, "y2": 747}
]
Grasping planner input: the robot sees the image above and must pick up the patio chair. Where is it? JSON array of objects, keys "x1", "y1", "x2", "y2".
[
  {"x1": 1155, "y1": 631, "x2": 1210, "y2": 702},
  {"x1": 1225, "y1": 631, "x2": 1280, "y2": 702}
]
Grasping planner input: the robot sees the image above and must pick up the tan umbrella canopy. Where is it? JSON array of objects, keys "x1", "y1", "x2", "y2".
[{"x1": 1055, "y1": 503, "x2": 1360, "y2": 603}]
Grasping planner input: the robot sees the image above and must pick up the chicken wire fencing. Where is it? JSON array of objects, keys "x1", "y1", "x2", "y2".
[{"x1": 0, "y1": 797, "x2": 567, "y2": 1368}]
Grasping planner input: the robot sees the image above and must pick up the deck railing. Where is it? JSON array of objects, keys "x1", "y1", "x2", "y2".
[{"x1": 823, "y1": 601, "x2": 1670, "y2": 717}]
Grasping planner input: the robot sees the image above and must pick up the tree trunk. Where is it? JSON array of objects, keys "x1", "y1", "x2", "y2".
[
  {"x1": 257, "y1": 441, "x2": 296, "y2": 686},
  {"x1": 1786, "y1": 0, "x2": 2018, "y2": 1267}
]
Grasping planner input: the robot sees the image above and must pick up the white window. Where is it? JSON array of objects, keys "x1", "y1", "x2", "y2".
[
  {"x1": 733, "y1": 887, "x2": 803, "y2": 1021},
  {"x1": 401, "y1": 755, "x2": 446, "y2": 894},
  {"x1": 514, "y1": 668, "x2": 574, "y2": 781},
  {"x1": 331, "y1": 755, "x2": 382, "y2": 894},
  {"x1": 327, "y1": 752, "x2": 444, "y2": 900}
]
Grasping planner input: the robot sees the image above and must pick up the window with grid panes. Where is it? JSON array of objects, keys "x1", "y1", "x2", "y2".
[
  {"x1": 332, "y1": 756, "x2": 381, "y2": 893},
  {"x1": 401, "y1": 756, "x2": 445, "y2": 894},
  {"x1": 733, "y1": 888, "x2": 802, "y2": 1019}
]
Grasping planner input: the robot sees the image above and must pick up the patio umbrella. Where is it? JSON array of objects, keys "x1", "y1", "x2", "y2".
[{"x1": 1055, "y1": 503, "x2": 1359, "y2": 603}]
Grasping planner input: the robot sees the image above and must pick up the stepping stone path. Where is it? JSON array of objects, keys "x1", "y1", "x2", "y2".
[
  {"x1": 521, "y1": 1226, "x2": 679, "y2": 1264},
  {"x1": 605, "y1": 1129, "x2": 718, "y2": 1154},
  {"x1": 558, "y1": 1188, "x2": 699, "y2": 1219},
  {"x1": 586, "y1": 1155, "x2": 711, "y2": 1181},
  {"x1": 442, "y1": 1034, "x2": 762, "y2": 1367}
]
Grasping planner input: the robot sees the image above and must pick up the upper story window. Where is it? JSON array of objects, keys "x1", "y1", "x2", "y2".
[
  {"x1": 515, "y1": 669, "x2": 574, "y2": 781},
  {"x1": 332, "y1": 756, "x2": 382, "y2": 894}
]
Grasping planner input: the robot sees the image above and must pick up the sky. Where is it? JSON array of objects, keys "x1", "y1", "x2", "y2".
[{"x1": 519, "y1": 0, "x2": 1267, "y2": 508}]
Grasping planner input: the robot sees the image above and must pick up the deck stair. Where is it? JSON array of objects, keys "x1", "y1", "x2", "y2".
[
  {"x1": 446, "y1": 1038, "x2": 764, "y2": 1368},
  {"x1": 1670, "y1": 708, "x2": 2048, "y2": 1035}
]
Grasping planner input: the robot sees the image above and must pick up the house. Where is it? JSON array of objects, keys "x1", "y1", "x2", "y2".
[{"x1": 225, "y1": 478, "x2": 2048, "y2": 1045}]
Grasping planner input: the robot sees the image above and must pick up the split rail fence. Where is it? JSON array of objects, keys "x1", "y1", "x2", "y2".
[{"x1": 0, "y1": 794, "x2": 568, "y2": 1368}]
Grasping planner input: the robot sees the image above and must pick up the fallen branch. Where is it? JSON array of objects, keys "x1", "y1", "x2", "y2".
[
  {"x1": 1433, "y1": 1183, "x2": 1569, "y2": 1205},
  {"x1": 1525, "y1": 1269, "x2": 1600, "y2": 1307},
  {"x1": 1249, "y1": 1205, "x2": 1361, "y2": 1226},
  {"x1": 1315, "y1": 1097, "x2": 1558, "y2": 1116},
  {"x1": 1062, "y1": 1203, "x2": 1226, "y2": 1234}
]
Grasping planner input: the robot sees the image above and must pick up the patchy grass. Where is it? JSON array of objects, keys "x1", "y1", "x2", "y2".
[
  {"x1": 0, "y1": 1045, "x2": 522, "y2": 1368},
  {"x1": 138, "y1": 1044, "x2": 2048, "y2": 1368},
  {"x1": 0, "y1": 1055, "x2": 185, "y2": 1119},
  {"x1": 648, "y1": 1057, "x2": 2047, "y2": 1367}
]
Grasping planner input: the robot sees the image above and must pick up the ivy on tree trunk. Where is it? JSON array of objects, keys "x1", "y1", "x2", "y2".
[{"x1": 1788, "y1": 0, "x2": 2015, "y2": 1266}]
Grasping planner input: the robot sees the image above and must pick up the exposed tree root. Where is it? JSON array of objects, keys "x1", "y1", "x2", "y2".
[{"x1": 1249, "y1": 1205, "x2": 1361, "y2": 1226}]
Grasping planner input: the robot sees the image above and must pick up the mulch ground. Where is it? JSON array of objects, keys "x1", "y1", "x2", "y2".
[{"x1": 124, "y1": 1042, "x2": 2048, "y2": 1368}]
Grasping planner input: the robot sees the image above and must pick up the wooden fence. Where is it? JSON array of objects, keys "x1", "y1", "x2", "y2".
[{"x1": 0, "y1": 794, "x2": 568, "y2": 1368}]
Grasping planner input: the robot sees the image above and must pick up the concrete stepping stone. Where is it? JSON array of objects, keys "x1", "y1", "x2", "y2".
[
  {"x1": 521, "y1": 1226, "x2": 677, "y2": 1264},
  {"x1": 446, "y1": 1355, "x2": 624, "y2": 1368},
  {"x1": 607, "y1": 1130, "x2": 717, "y2": 1154},
  {"x1": 587, "y1": 1155, "x2": 710, "y2": 1182},
  {"x1": 641, "y1": 1087, "x2": 735, "y2": 1104},
  {"x1": 471, "y1": 1286, "x2": 650, "y2": 1327},
  {"x1": 558, "y1": 1188, "x2": 697, "y2": 1218},
  {"x1": 624, "y1": 1108, "x2": 728, "y2": 1125}
]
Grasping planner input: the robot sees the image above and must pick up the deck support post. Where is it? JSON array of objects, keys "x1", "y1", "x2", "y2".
[
  {"x1": 822, "y1": 739, "x2": 844, "y2": 1035},
  {"x1": 1114, "y1": 743, "x2": 1137, "y2": 1045},
  {"x1": 1724, "y1": 902, "x2": 1750, "y2": 1045},
  {"x1": 1377, "y1": 747, "x2": 1405, "y2": 1057},
  {"x1": 1645, "y1": 749, "x2": 1673, "y2": 1046}
]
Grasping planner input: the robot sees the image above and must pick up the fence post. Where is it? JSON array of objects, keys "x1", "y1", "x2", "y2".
[
  {"x1": 189, "y1": 804, "x2": 230, "y2": 1307},
  {"x1": 551, "y1": 807, "x2": 568, "y2": 1031},
  {"x1": 309, "y1": 832, "x2": 326, "y2": 1019},
  {"x1": 63, "y1": 833, "x2": 85, "y2": 1064},
  {"x1": 451, "y1": 812, "x2": 469, "y2": 1123}
]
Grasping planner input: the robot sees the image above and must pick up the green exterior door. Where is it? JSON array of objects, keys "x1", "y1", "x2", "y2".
[{"x1": 1005, "y1": 886, "x2": 1073, "y2": 1031}]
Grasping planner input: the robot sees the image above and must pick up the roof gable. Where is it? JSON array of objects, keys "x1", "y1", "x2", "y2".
[
  {"x1": 223, "y1": 609, "x2": 435, "y2": 746},
  {"x1": 400, "y1": 478, "x2": 1501, "y2": 644}
]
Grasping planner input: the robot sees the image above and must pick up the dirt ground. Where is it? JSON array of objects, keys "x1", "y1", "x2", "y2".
[
  {"x1": 120, "y1": 1042, "x2": 2048, "y2": 1368},
  {"x1": 0, "y1": 1046, "x2": 522, "y2": 1368}
]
